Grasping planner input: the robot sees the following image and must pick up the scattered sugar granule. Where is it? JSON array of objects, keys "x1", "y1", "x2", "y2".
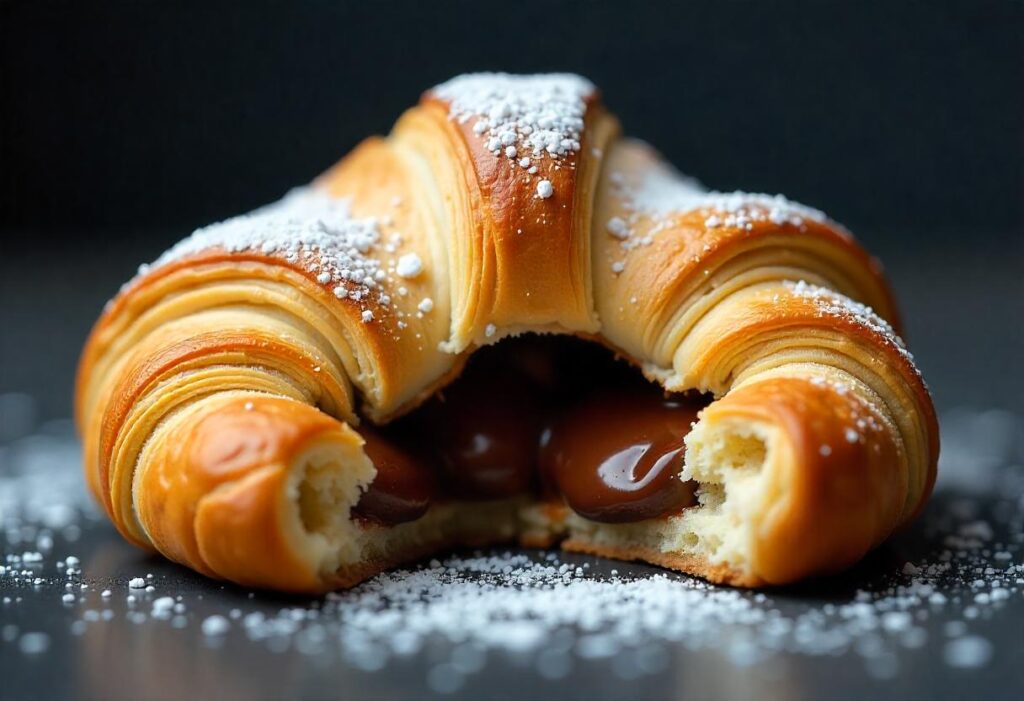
[
  {"x1": 18, "y1": 632, "x2": 50, "y2": 655},
  {"x1": 418, "y1": 298, "x2": 434, "y2": 313},
  {"x1": 395, "y1": 253, "x2": 423, "y2": 279},
  {"x1": 201, "y1": 615, "x2": 231, "y2": 636},
  {"x1": 606, "y1": 217, "x2": 629, "y2": 239},
  {"x1": 943, "y1": 635, "x2": 994, "y2": 668},
  {"x1": 484, "y1": 324, "x2": 497, "y2": 338},
  {"x1": 128, "y1": 577, "x2": 146, "y2": 589},
  {"x1": 361, "y1": 310, "x2": 374, "y2": 323},
  {"x1": 536, "y1": 180, "x2": 554, "y2": 199}
]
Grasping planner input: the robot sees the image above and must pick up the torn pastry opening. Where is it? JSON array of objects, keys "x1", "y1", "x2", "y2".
[{"x1": 288, "y1": 335, "x2": 780, "y2": 579}]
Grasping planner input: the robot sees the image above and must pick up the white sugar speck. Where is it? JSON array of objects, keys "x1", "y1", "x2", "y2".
[
  {"x1": 395, "y1": 253, "x2": 424, "y2": 279},
  {"x1": 153, "y1": 596, "x2": 176, "y2": 614},
  {"x1": 943, "y1": 635, "x2": 993, "y2": 668},
  {"x1": 201, "y1": 615, "x2": 231, "y2": 637},
  {"x1": 536, "y1": 180, "x2": 554, "y2": 199},
  {"x1": 606, "y1": 217, "x2": 629, "y2": 239},
  {"x1": 18, "y1": 632, "x2": 50, "y2": 655}
]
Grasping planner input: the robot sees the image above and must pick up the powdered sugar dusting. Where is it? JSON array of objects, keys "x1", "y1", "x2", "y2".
[
  {"x1": 784, "y1": 280, "x2": 914, "y2": 364},
  {"x1": 432, "y1": 72, "x2": 594, "y2": 199},
  {"x1": 139, "y1": 188, "x2": 423, "y2": 326},
  {"x1": 624, "y1": 162, "x2": 827, "y2": 228},
  {"x1": 604, "y1": 159, "x2": 833, "y2": 274}
]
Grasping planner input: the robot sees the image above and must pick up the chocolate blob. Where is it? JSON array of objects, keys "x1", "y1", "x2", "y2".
[
  {"x1": 541, "y1": 389, "x2": 702, "y2": 523},
  {"x1": 421, "y1": 375, "x2": 543, "y2": 500},
  {"x1": 352, "y1": 426, "x2": 436, "y2": 525}
]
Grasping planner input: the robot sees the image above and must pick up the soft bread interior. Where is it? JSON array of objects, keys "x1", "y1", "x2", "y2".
[
  {"x1": 281, "y1": 417, "x2": 781, "y2": 588},
  {"x1": 556, "y1": 416, "x2": 777, "y2": 584},
  {"x1": 285, "y1": 435, "x2": 526, "y2": 584},
  {"x1": 677, "y1": 419, "x2": 776, "y2": 572},
  {"x1": 286, "y1": 437, "x2": 376, "y2": 576}
]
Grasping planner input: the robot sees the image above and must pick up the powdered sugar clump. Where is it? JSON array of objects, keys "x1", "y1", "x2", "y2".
[
  {"x1": 432, "y1": 72, "x2": 593, "y2": 201},
  {"x1": 434, "y1": 73, "x2": 592, "y2": 161}
]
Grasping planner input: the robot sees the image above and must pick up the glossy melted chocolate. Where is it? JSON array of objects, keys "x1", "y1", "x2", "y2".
[
  {"x1": 420, "y1": 374, "x2": 542, "y2": 500},
  {"x1": 352, "y1": 426, "x2": 436, "y2": 525},
  {"x1": 540, "y1": 389, "x2": 702, "y2": 523},
  {"x1": 352, "y1": 337, "x2": 706, "y2": 526}
]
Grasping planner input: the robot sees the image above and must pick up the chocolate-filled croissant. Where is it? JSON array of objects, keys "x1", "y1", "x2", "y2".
[{"x1": 76, "y1": 73, "x2": 938, "y2": 591}]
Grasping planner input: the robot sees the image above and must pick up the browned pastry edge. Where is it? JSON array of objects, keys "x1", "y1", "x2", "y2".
[
  {"x1": 559, "y1": 537, "x2": 763, "y2": 588},
  {"x1": 323, "y1": 531, "x2": 515, "y2": 591}
]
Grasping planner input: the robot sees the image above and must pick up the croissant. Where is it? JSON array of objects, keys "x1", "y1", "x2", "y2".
[{"x1": 76, "y1": 73, "x2": 938, "y2": 592}]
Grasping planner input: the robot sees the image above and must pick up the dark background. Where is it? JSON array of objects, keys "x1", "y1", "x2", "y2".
[{"x1": 1, "y1": 0, "x2": 1022, "y2": 419}]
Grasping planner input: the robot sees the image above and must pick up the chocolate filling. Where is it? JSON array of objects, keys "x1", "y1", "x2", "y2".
[
  {"x1": 351, "y1": 426, "x2": 435, "y2": 525},
  {"x1": 352, "y1": 336, "x2": 708, "y2": 526},
  {"x1": 540, "y1": 389, "x2": 701, "y2": 523}
]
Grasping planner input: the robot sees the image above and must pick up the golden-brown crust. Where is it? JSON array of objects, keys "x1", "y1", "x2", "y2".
[
  {"x1": 702, "y1": 377, "x2": 908, "y2": 584},
  {"x1": 560, "y1": 537, "x2": 764, "y2": 588},
  {"x1": 135, "y1": 395, "x2": 356, "y2": 591},
  {"x1": 419, "y1": 92, "x2": 599, "y2": 337},
  {"x1": 76, "y1": 74, "x2": 939, "y2": 593}
]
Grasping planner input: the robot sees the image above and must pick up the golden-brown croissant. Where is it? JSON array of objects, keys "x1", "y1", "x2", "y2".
[{"x1": 76, "y1": 73, "x2": 938, "y2": 592}]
